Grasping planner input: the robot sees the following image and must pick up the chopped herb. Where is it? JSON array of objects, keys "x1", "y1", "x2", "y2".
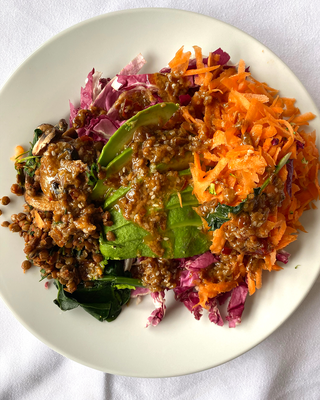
[
  {"x1": 53, "y1": 221, "x2": 63, "y2": 225},
  {"x1": 230, "y1": 173, "x2": 236, "y2": 178},
  {"x1": 20, "y1": 129, "x2": 42, "y2": 178},
  {"x1": 301, "y1": 157, "x2": 308, "y2": 165},
  {"x1": 86, "y1": 163, "x2": 99, "y2": 186},
  {"x1": 205, "y1": 201, "x2": 245, "y2": 232},
  {"x1": 39, "y1": 268, "x2": 48, "y2": 282},
  {"x1": 207, "y1": 183, "x2": 216, "y2": 195},
  {"x1": 295, "y1": 265, "x2": 300, "y2": 269},
  {"x1": 255, "y1": 152, "x2": 292, "y2": 195},
  {"x1": 290, "y1": 211, "x2": 294, "y2": 214}
]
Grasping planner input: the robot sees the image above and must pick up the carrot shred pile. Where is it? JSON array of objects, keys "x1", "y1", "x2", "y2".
[{"x1": 169, "y1": 46, "x2": 320, "y2": 303}]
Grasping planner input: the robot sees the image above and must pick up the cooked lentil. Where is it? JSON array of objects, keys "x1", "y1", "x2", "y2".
[
  {"x1": 1, "y1": 196, "x2": 10, "y2": 205},
  {"x1": 10, "y1": 133, "x2": 109, "y2": 293},
  {"x1": 11, "y1": 183, "x2": 24, "y2": 196}
]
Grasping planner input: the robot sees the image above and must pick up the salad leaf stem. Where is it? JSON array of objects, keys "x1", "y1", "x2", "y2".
[{"x1": 96, "y1": 275, "x2": 144, "y2": 287}]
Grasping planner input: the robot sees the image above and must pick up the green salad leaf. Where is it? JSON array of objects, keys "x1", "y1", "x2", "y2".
[{"x1": 53, "y1": 260, "x2": 142, "y2": 322}]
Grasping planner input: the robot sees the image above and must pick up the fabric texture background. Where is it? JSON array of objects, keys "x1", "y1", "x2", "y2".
[{"x1": 0, "y1": 1, "x2": 320, "y2": 399}]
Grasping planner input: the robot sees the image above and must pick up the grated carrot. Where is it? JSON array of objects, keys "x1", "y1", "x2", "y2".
[{"x1": 169, "y1": 45, "x2": 320, "y2": 305}]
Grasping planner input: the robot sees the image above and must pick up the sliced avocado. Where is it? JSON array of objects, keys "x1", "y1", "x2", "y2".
[
  {"x1": 98, "y1": 102, "x2": 179, "y2": 167},
  {"x1": 104, "y1": 187, "x2": 131, "y2": 210},
  {"x1": 91, "y1": 149, "x2": 133, "y2": 201},
  {"x1": 156, "y1": 152, "x2": 193, "y2": 172},
  {"x1": 104, "y1": 147, "x2": 133, "y2": 178},
  {"x1": 91, "y1": 181, "x2": 111, "y2": 202}
]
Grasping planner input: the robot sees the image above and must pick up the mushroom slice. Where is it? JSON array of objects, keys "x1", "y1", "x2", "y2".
[
  {"x1": 36, "y1": 123, "x2": 54, "y2": 132},
  {"x1": 25, "y1": 192, "x2": 59, "y2": 211},
  {"x1": 32, "y1": 127, "x2": 58, "y2": 156}
]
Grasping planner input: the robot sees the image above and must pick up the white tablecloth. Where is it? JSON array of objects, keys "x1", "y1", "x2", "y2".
[{"x1": 1, "y1": 1, "x2": 320, "y2": 399}]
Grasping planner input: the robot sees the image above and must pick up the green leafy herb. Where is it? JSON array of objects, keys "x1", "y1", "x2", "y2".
[
  {"x1": 205, "y1": 201, "x2": 245, "y2": 232},
  {"x1": 301, "y1": 157, "x2": 308, "y2": 165},
  {"x1": 19, "y1": 129, "x2": 42, "y2": 178},
  {"x1": 255, "y1": 152, "x2": 292, "y2": 195},
  {"x1": 295, "y1": 265, "x2": 300, "y2": 269},
  {"x1": 207, "y1": 183, "x2": 216, "y2": 195},
  {"x1": 39, "y1": 268, "x2": 48, "y2": 282},
  {"x1": 86, "y1": 163, "x2": 99, "y2": 186}
]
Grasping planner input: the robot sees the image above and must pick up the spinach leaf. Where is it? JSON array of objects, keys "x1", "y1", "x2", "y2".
[
  {"x1": 53, "y1": 279, "x2": 133, "y2": 322},
  {"x1": 100, "y1": 206, "x2": 211, "y2": 259},
  {"x1": 53, "y1": 280, "x2": 79, "y2": 311}
]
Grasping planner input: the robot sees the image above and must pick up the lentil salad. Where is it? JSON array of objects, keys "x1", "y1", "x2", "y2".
[{"x1": 4, "y1": 46, "x2": 320, "y2": 327}]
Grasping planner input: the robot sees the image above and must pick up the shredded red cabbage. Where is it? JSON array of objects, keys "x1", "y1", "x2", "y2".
[
  {"x1": 226, "y1": 283, "x2": 248, "y2": 328},
  {"x1": 276, "y1": 250, "x2": 291, "y2": 264},
  {"x1": 146, "y1": 291, "x2": 166, "y2": 327},
  {"x1": 296, "y1": 140, "x2": 305, "y2": 150},
  {"x1": 207, "y1": 297, "x2": 224, "y2": 326}
]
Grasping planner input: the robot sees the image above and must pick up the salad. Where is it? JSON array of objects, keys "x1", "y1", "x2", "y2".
[{"x1": 4, "y1": 45, "x2": 320, "y2": 328}]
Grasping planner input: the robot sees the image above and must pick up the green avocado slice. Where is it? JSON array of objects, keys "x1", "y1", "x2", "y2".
[
  {"x1": 98, "y1": 102, "x2": 179, "y2": 167},
  {"x1": 156, "y1": 152, "x2": 193, "y2": 173},
  {"x1": 103, "y1": 187, "x2": 131, "y2": 210},
  {"x1": 104, "y1": 147, "x2": 133, "y2": 178},
  {"x1": 91, "y1": 148, "x2": 133, "y2": 201}
]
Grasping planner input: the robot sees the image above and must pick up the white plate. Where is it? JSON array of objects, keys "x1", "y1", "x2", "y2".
[{"x1": 0, "y1": 8, "x2": 319, "y2": 378}]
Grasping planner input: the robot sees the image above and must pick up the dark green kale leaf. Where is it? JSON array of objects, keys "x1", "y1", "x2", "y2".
[
  {"x1": 53, "y1": 280, "x2": 79, "y2": 311},
  {"x1": 205, "y1": 201, "x2": 245, "y2": 232},
  {"x1": 53, "y1": 279, "x2": 132, "y2": 322},
  {"x1": 53, "y1": 260, "x2": 143, "y2": 322}
]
